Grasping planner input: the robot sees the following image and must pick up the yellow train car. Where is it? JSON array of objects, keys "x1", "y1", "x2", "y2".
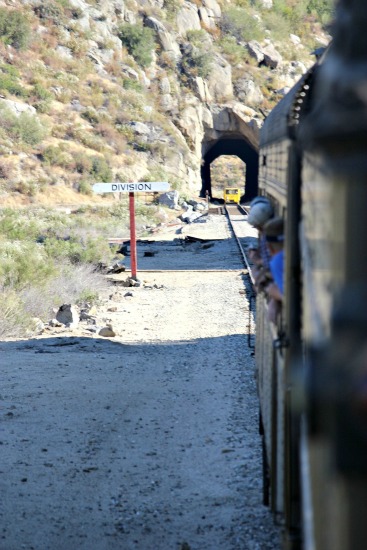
[{"x1": 223, "y1": 187, "x2": 241, "y2": 204}]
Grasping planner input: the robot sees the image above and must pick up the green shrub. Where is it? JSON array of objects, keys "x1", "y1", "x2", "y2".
[
  {"x1": 262, "y1": 10, "x2": 292, "y2": 41},
  {"x1": 0, "y1": 105, "x2": 47, "y2": 146},
  {"x1": 73, "y1": 153, "x2": 93, "y2": 174},
  {"x1": 186, "y1": 30, "x2": 207, "y2": 48},
  {"x1": 43, "y1": 236, "x2": 84, "y2": 264},
  {"x1": 34, "y1": 3, "x2": 64, "y2": 22},
  {"x1": 0, "y1": 64, "x2": 27, "y2": 98},
  {"x1": 220, "y1": 36, "x2": 251, "y2": 65},
  {"x1": 181, "y1": 32, "x2": 214, "y2": 79},
  {"x1": 77, "y1": 287, "x2": 100, "y2": 304},
  {"x1": 0, "y1": 241, "x2": 56, "y2": 290},
  {"x1": 43, "y1": 235, "x2": 111, "y2": 265},
  {"x1": 220, "y1": 7, "x2": 264, "y2": 42},
  {"x1": 116, "y1": 124, "x2": 135, "y2": 141},
  {"x1": 272, "y1": 0, "x2": 309, "y2": 29},
  {"x1": 32, "y1": 82, "x2": 53, "y2": 102},
  {"x1": 271, "y1": 0, "x2": 332, "y2": 32},
  {"x1": 16, "y1": 112, "x2": 47, "y2": 145},
  {"x1": 0, "y1": 207, "x2": 114, "y2": 338},
  {"x1": 164, "y1": 0, "x2": 182, "y2": 19},
  {"x1": 0, "y1": 209, "x2": 41, "y2": 241},
  {"x1": 117, "y1": 24, "x2": 155, "y2": 67},
  {"x1": 0, "y1": 8, "x2": 31, "y2": 50},
  {"x1": 307, "y1": 0, "x2": 334, "y2": 22},
  {"x1": 12, "y1": 180, "x2": 40, "y2": 197},
  {"x1": 0, "y1": 288, "x2": 32, "y2": 338},
  {"x1": 32, "y1": 82, "x2": 53, "y2": 113},
  {"x1": 70, "y1": 126, "x2": 105, "y2": 152},
  {"x1": 0, "y1": 73, "x2": 26, "y2": 97},
  {"x1": 122, "y1": 79, "x2": 143, "y2": 92},
  {"x1": 181, "y1": 48, "x2": 213, "y2": 78},
  {"x1": 232, "y1": 1, "x2": 251, "y2": 6},
  {"x1": 90, "y1": 156, "x2": 112, "y2": 182},
  {"x1": 42, "y1": 145, "x2": 71, "y2": 167},
  {"x1": 54, "y1": 0, "x2": 72, "y2": 8},
  {"x1": 72, "y1": 154, "x2": 112, "y2": 182},
  {"x1": 81, "y1": 108, "x2": 100, "y2": 124},
  {"x1": 78, "y1": 180, "x2": 93, "y2": 195}
]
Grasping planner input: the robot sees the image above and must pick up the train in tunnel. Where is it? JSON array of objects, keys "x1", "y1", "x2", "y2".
[{"x1": 253, "y1": 0, "x2": 367, "y2": 548}]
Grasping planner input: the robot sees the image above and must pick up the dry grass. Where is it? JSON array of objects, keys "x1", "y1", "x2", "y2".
[{"x1": 0, "y1": 264, "x2": 110, "y2": 339}]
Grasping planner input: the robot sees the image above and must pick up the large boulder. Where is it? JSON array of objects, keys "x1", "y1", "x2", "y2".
[
  {"x1": 158, "y1": 30, "x2": 182, "y2": 61},
  {"x1": 235, "y1": 78, "x2": 264, "y2": 106},
  {"x1": 198, "y1": 1, "x2": 221, "y2": 30},
  {"x1": 259, "y1": 0, "x2": 273, "y2": 8},
  {"x1": 202, "y1": 0, "x2": 221, "y2": 19},
  {"x1": 198, "y1": 8, "x2": 215, "y2": 29},
  {"x1": 158, "y1": 190, "x2": 180, "y2": 209},
  {"x1": 177, "y1": 101, "x2": 205, "y2": 155},
  {"x1": 176, "y1": 2, "x2": 201, "y2": 36},
  {"x1": 206, "y1": 53, "x2": 233, "y2": 100},
  {"x1": 0, "y1": 99, "x2": 36, "y2": 117},
  {"x1": 191, "y1": 77, "x2": 212, "y2": 102},
  {"x1": 145, "y1": 17, "x2": 181, "y2": 61},
  {"x1": 246, "y1": 41, "x2": 265, "y2": 64},
  {"x1": 262, "y1": 42, "x2": 282, "y2": 69},
  {"x1": 159, "y1": 77, "x2": 171, "y2": 94},
  {"x1": 56, "y1": 304, "x2": 79, "y2": 328}
]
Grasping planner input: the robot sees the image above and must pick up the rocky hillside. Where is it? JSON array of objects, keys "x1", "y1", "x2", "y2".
[{"x1": 0, "y1": 0, "x2": 331, "y2": 205}]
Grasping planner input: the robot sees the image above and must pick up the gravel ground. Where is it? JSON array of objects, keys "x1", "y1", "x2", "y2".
[{"x1": 1, "y1": 214, "x2": 281, "y2": 550}]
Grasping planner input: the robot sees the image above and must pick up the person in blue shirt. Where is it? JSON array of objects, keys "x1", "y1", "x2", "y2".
[
  {"x1": 247, "y1": 196, "x2": 274, "y2": 292},
  {"x1": 263, "y1": 217, "x2": 284, "y2": 321}
]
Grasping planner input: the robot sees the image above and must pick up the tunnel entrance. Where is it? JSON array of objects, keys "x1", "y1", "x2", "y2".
[{"x1": 200, "y1": 136, "x2": 258, "y2": 202}]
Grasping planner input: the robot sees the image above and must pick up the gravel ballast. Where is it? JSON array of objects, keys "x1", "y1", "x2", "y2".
[{"x1": 1, "y1": 215, "x2": 281, "y2": 550}]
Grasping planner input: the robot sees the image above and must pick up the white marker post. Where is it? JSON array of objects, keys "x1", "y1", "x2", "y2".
[{"x1": 92, "y1": 182, "x2": 170, "y2": 279}]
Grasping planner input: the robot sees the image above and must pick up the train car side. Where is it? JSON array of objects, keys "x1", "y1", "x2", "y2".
[
  {"x1": 255, "y1": 1, "x2": 367, "y2": 547},
  {"x1": 257, "y1": 76, "x2": 306, "y2": 546}
]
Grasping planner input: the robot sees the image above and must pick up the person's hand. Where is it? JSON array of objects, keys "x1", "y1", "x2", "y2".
[
  {"x1": 248, "y1": 248, "x2": 260, "y2": 262},
  {"x1": 266, "y1": 282, "x2": 283, "y2": 301}
]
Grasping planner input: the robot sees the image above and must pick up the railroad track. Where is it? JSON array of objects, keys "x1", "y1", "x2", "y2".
[
  {"x1": 225, "y1": 204, "x2": 255, "y2": 285},
  {"x1": 225, "y1": 204, "x2": 258, "y2": 349}
]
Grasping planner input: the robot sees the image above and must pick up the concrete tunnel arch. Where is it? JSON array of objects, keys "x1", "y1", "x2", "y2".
[{"x1": 200, "y1": 136, "x2": 258, "y2": 202}]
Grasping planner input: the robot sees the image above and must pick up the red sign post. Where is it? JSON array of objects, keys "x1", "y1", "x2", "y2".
[
  {"x1": 92, "y1": 181, "x2": 170, "y2": 280},
  {"x1": 129, "y1": 192, "x2": 137, "y2": 279}
]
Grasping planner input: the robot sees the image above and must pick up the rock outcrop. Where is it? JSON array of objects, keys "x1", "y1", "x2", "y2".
[{"x1": 0, "y1": 0, "x2": 329, "y2": 202}]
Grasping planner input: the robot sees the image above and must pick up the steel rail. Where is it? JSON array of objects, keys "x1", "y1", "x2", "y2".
[
  {"x1": 225, "y1": 204, "x2": 257, "y2": 350},
  {"x1": 225, "y1": 205, "x2": 255, "y2": 286}
]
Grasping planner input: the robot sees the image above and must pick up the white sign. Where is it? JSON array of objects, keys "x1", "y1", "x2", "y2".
[{"x1": 93, "y1": 182, "x2": 170, "y2": 194}]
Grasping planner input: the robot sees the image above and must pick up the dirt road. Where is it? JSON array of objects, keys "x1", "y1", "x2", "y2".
[{"x1": 1, "y1": 216, "x2": 281, "y2": 550}]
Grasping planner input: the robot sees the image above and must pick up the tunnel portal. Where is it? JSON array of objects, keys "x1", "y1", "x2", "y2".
[{"x1": 200, "y1": 136, "x2": 258, "y2": 202}]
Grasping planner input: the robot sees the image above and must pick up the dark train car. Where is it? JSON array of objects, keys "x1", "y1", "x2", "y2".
[
  {"x1": 255, "y1": 1, "x2": 367, "y2": 548},
  {"x1": 257, "y1": 66, "x2": 309, "y2": 545}
]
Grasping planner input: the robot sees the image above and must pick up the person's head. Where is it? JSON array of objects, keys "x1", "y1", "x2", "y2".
[
  {"x1": 263, "y1": 216, "x2": 284, "y2": 255},
  {"x1": 248, "y1": 196, "x2": 274, "y2": 229}
]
